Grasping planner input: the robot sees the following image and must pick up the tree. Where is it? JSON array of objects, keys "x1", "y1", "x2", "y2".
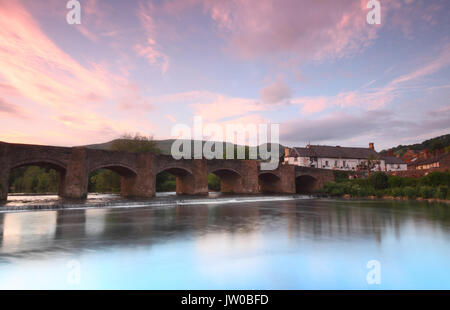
[
  {"x1": 111, "y1": 133, "x2": 160, "y2": 154},
  {"x1": 358, "y1": 154, "x2": 380, "y2": 176},
  {"x1": 369, "y1": 172, "x2": 388, "y2": 190},
  {"x1": 431, "y1": 140, "x2": 444, "y2": 155}
]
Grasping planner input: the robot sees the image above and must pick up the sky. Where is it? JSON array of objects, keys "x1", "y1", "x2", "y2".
[{"x1": 0, "y1": 0, "x2": 449, "y2": 151}]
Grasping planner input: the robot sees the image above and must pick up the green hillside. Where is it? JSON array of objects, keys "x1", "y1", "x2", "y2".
[
  {"x1": 380, "y1": 134, "x2": 450, "y2": 156},
  {"x1": 85, "y1": 139, "x2": 285, "y2": 158}
]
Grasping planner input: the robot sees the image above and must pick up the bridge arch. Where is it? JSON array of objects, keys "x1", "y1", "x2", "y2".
[
  {"x1": 156, "y1": 166, "x2": 196, "y2": 195},
  {"x1": 295, "y1": 175, "x2": 318, "y2": 194},
  {"x1": 258, "y1": 172, "x2": 281, "y2": 193},
  {"x1": 11, "y1": 158, "x2": 67, "y2": 172},
  {"x1": 208, "y1": 168, "x2": 242, "y2": 193},
  {"x1": 89, "y1": 164, "x2": 138, "y2": 177},
  {"x1": 7, "y1": 158, "x2": 68, "y2": 197},
  {"x1": 88, "y1": 164, "x2": 139, "y2": 197}
]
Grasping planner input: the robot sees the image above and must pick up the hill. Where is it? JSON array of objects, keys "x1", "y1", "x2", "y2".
[
  {"x1": 85, "y1": 139, "x2": 285, "y2": 158},
  {"x1": 380, "y1": 134, "x2": 450, "y2": 156}
]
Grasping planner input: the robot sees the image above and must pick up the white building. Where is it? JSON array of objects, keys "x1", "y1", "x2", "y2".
[
  {"x1": 380, "y1": 156, "x2": 408, "y2": 171},
  {"x1": 284, "y1": 143, "x2": 407, "y2": 172}
]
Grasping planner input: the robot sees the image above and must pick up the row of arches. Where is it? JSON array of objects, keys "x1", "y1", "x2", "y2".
[{"x1": 6, "y1": 161, "x2": 318, "y2": 198}]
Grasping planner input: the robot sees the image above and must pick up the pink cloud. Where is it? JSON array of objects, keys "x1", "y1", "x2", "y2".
[
  {"x1": 0, "y1": 0, "x2": 155, "y2": 145},
  {"x1": 201, "y1": 0, "x2": 381, "y2": 62},
  {"x1": 0, "y1": 98, "x2": 27, "y2": 118},
  {"x1": 135, "y1": 1, "x2": 170, "y2": 73},
  {"x1": 190, "y1": 93, "x2": 266, "y2": 122},
  {"x1": 260, "y1": 79, "x2": 291, "y2": 104}
]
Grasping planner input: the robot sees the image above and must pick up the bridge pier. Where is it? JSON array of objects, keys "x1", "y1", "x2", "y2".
[
  {"x1": 122, "y1": 153, "x2": 155, "y2": 198},
  {"x1": 60, "y1": 147, "x2": 89, "y2": 199},
  {"x1": 0, "y1": 168, "x2": 8, "y2": 202},
  {"x1": 176, "y1": 159, "x2": 208, "y2": 195},
  {"x1": 0, "y1": 143, "x2": 9, "y2": 202}
]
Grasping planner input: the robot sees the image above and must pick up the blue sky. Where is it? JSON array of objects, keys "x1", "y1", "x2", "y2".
[{"x1": 0, "y1": 0, "x2": 449, "y2": 150}]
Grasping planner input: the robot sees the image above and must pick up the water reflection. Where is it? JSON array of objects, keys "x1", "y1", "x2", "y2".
[{"x1": 0, "y1": 198, "x2": 450, "y2": 289}]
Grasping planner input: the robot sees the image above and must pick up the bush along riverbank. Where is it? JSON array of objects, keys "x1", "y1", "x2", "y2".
[{"x1": 322, "y1": 171, "x2": 450, "y2": 202}]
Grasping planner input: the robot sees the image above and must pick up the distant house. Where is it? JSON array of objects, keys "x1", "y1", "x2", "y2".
[
  {"x1": 402, "y1": 149, "x2": 422, "y2": 163},
  {"x1": 381, "y1": 156, "x2": 407, "y2": 171},
  {"x1": 284, "y1": 143, "x2": 407, "y2": 172},
  {"x1": 408, "y1": 152, "x2": 450, "y2": 170}
]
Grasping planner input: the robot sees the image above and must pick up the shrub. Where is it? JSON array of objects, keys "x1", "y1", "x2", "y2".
[
  {"x1": 403, "y1": 186, "x2": 416, "y2": 199},
  {"x1": 350, "y1": 184, "x2": 361, "y2": 197},
  {"x1": 330, "y1": 184, "x2": 343, "y2": 196},
  {"x1": 419, "y1": 186, "x2": 434, "y2": 199},
  {"x1": 333, "y1": 170, "x2": 351, "y2": 182},
  {"x1": 403, "y1": 177, "x2": 418, "y2": 187},
  {"x1": 434, "y1": 185, "x2": 448, "y2": 199},
  {"x1": 391, "y1": 187, "x2": 403, "y2": 197},
  {"x1": 354, "y1": 178, "x2": 369, "y2": 187},
  {"x1": 375, "y1": 190, "x2": 385, "y2": 198},
  {"x1": 420, "y1": 172, "x2": 450, "y2": 187},
  {"x1": 388, "y1": 175, "x2": 403, "y2": 188},
  {"x1": 324, "y1": 182, "x2": 343, "y2": 196},
  {"x1": 369, "y1": 172, "x2": 388, "y2": 190}
]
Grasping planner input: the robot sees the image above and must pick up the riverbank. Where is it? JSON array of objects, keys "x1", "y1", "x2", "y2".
[
  {"x1": 339, "y1": 194, "x2": 450, "y2": 204},
  {"x1": 322, "y1": 171, "x2": 450, "y2": 202}
]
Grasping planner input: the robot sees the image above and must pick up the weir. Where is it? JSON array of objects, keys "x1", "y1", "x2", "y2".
[{"x1": 0, "y1": 141, "x2": 334, "y2": 202}]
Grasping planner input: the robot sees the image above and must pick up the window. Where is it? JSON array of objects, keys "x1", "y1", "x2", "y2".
[
  {"x1": 325, "y1": 160, "x2": 329, "y2": 167},
  {"x1": 343, "y1": 160, "x2": 346, "y2": 167},
  {"x1": 334, "y1": 160, "x2": 338, "y2": 167}
]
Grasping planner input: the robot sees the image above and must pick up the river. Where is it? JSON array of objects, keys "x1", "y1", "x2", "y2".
[{"x1": 0, "y1": 193, "x2": 449, "y2": 289}]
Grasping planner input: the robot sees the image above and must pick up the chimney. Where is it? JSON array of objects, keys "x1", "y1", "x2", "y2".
[
  {"x1": 284, "y1": 147, "x2": 290, "y2": 157},
  {"x1": 369, "y1": 142, "x2": 374, "y2": 150}
]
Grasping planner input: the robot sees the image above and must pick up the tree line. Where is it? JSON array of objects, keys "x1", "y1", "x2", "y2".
[{"x1": 323, "y1": 171, "x2": 450, "y2": 200}]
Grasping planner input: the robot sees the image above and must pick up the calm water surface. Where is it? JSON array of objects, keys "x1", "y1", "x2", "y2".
[{"x1": 1, "y1": 195, "x2": 450, "y2": 289}]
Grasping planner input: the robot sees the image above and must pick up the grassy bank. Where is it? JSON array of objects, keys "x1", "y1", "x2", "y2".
[{"x1": 322, "y1": 171, "x2": 450, "y2": 201}]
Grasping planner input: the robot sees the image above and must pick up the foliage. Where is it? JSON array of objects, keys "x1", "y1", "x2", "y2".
[
  {"x1": 208, "y1": 174, "x2": 221, "y2": 191},
  {"x1": 420, "y1": 172, "x2": 450, "y2": 187},
  {"x1": 333, "y1": 170, "x2": 351, "y2": 182},
  {"x1": 419, "y1": 186, "x2": 434, "y2": 199},
  {"x1": 368, "y1": 172, "x2": 388, "y2": 190},
  {"x1": 403, "y1": 186, "x2": 416, "y2": 199},
  {"x1": 391, "y1": 187, "x2": 403, "y2": 197},
  {"x1": 357, "y1": 154, "x2": 380, "y2": 175},
  {"x1": 380, "y1": 133, "x2": 450, "y2": 156},
  {"x1": 322, "y1": 171, "x2": 450, "y2": 200},
  {"x1": 156, "y1": 171, "x2": 176, "y2": 192},
  {"x1": 8, "y1": 166, "x2": 59, "y2": 193},
  {"x1": 111, "y1": 133, "x2": 160, "y2": 154},
  {"x1": 88, "y1": 169, "x2": 121, "y2": 193}
]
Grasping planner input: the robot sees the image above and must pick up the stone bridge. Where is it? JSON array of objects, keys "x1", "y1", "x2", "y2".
[{"x1": 0, "y1": 142, "x2": 334, "y2": 201}]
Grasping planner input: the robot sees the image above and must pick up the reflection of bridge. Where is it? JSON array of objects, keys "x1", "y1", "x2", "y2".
[{"x1": 0, "y1": 142, "x2": 334, "y2": 201}]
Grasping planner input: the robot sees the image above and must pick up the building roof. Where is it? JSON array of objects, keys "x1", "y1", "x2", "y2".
[
  {"x1": 290, "y1": 147, "x2": 315, "y2": 157},
  {"x1": 381, "y1": 156, "x2": 406, "y2": 164},
  {"x1": 289, "y1": 145, "x2": 379, "y2": 160}
]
